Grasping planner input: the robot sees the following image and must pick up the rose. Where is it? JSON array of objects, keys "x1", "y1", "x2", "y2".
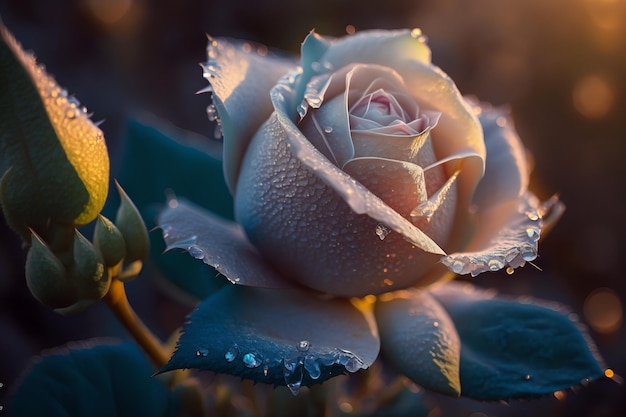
[
  {"x1": 202, "y1": 29, "x2": 561, "y2": 297},
  {"x1": 155, "y1": 30, "x2": 604, "y2": 401}
]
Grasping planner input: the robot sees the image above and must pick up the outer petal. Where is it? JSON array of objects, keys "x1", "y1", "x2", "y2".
[
  {"x1": 235, "y1": 112, "x2": 445, "y2": 297},
  {"x1": 375, "y1": 289, "x2": 461, "y2": 396},
  {"x1": 158, "y1": 199, "x2": 294, "y2": 289},
  {"x1": 442, "y1": 104, "x2": 564, "y2": 276},
  {"x1": 160, "y1": 285, "x2": 380, "y2": 394},
  {"x1": 203, "y1": 37, "x2": 295, "y2": 192},
  {"x1": 471, "y1": 105, "x2": 529, "y2": 210},
  {"x1": 442, "y1": 192, "x2": 563, "y2": 276}
]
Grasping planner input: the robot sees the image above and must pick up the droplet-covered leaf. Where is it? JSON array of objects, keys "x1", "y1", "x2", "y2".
[
  {"x1": 8, "y1": 339, "x2": 179, "y2": 417},
  {"x1": 0, "y1": 21, "x2": 109, "y2": 240},
  {"x1": 160, "y1": 285, "x2": 380, "y2": 394},
  {"x1": 431, "y1": 282, "x2": 605, "y2": 400}
]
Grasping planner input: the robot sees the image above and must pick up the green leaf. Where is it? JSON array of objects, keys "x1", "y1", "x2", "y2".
[
  {"x1": 431, "y1": 282, "x2": 605, "y2": 400},
  {"x1": 0, "y1": 21, "x2": 109, "y2": 241},
  {"x1": 160, "y1": 285, "x2": 380, "y2": 395},
  {"x1": 113, "y1": 118, "x2": 233, "y2": 299},
  {"x1": 7, "y1": 339, "x2": 179, "y2": 417}
]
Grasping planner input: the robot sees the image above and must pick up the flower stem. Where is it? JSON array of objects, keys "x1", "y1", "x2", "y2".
[{"x1": 104, "y1": 278, "x2": 170, "y2": 368}]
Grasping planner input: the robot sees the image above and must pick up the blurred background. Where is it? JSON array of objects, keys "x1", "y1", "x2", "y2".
[{"x1": 1, "y1": 0, "x2": 625, "y2": 415}]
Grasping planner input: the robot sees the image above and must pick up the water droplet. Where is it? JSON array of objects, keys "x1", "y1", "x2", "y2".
[
  {"x1": 504, "y1": 248, "x2": 519, "y2": 262},
  {"x1": 224, "y1": 345, "x2": 238, "y2": 362},
  {"x1": 527, "y1": 211, "x2": 539, "y2": 221},
  {"x1": 263, "y1": 365, "x2": 269, "y2": 376},
  {"x1": 411, "y1": 201, "x2": 436, "y2": 220},
  {"x1": 323, "y1": 126, "x2": 333, "y2": 134},
  {"x1": 196, "y1": 348, "x2": 208, "y2": 357},
  {"x1": 496, "y1": 116, "x2": 507, "y2": 127},
  {"x1": 311, "y1": 61, "x2": 322, "y2": 72},
  {"x1": 242, "y1": 352, "x2": 263, "y2": 368},
  {"x1": 283, "y1": 358, "x2": 304, "y2": 395},
  {"x1": 187, "y1": 244, "x2": 205, "y2": 259},
  {"x1": 296, "y1": 340, "x2": 311, "y2": 352},
  {"x1": 526, "y1": 227, "x2": 540, "y2": 241},
  {"x1": 450, "y1": 259, "x2": 465, "y2": 274},
  {"x1": 520, "y1": 244, "x2": 537, "y2": 261},
  {"x1": 410, "y1": 28, "x2": 422, "y2": 38},
  {"x1": 344, "y1": 355, "x2": 364, "y2": 373},
  {"x1": 506, "y1": 266, "x2": 515, "y2": 275},
  {"x1": 488, "y1": 258, "x2": 505, "y2": 271},
  {"x1": 523, "y1": 374, "x2": 532, "y2": 381},
  {"x1": 304, "y1": 355, "x2": 321, "y2": 379},
  {"x1": 375, "y1": 223, "x2": 390, "y2": 240},
  {"x1": 207, "y1": 103, "x2": 220, "y2": 122},
  {"x1": 66, "y1": 109, "x2": 76, "y2": 119}
]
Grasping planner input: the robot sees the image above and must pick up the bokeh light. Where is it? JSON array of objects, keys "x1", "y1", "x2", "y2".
[
  {"x1": 572, "y1": 74, "x2": 615, "y2": 119},
  {"x1": 583, "y1": 287, "x2": 623, "y2": 335}
]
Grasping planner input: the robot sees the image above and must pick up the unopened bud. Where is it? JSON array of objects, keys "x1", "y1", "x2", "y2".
[
  {"x1": 115, "y1": 181, "x2": 149, "y2": 263},
  {"x1": 71, "y1": 230, "x2": 110, "y2": 300},
  {"x1": 25, "y1": 230, "x2": 74, "y2": 308},
  {"x1": 93, "y1": 214, "x2": 126, "y2": 267}
]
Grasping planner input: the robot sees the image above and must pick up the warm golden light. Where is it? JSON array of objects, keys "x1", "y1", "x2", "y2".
[
  {"x1": 572, "y1": 74, "x2": 615, "y2": 119},
  {"x1": 605, "y1": 368, "x2": 615, "y2": 378},
  {"x1": 583, "y1": 287, "x2": 623, "y2": 334},
  {"x1": 84, "y1": 0, "x2": 133, "y2": 25},
  {"x1": 345, "y1": 25, "x2": 356, "y2": 35}
]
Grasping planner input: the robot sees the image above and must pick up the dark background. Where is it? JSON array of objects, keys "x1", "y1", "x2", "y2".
[{"x1": 1, "y1": 0, "x2": 625, "y2": 415}]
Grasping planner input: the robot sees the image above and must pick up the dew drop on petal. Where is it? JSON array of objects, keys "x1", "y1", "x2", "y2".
[
  {"x1": 283, "y1": 358, "x2": 304, "y2": 395},
  {"x1": 323, "y1": 126, "x2": 333, "y2": 134},
  {"x1": 488, "y1": 258, "x2": 505, "y2": 271},
  {"x1": 520, "y1": 244, "x2": 537, "y2": 261},
  {"x1": 523, "y1": 374, "x2": 532, "y2": 381},
  {"x1": 375, "y1": 223, "x2": 390, "y2": 240},
  {"x1": 187, "y1": 244, "x2": 205, "y2": 259},
  {"x1": 410, "y1": 28, "x2": 422, "y2": 38},
  {"x1": 242, "y1": 352, "x2": 263, "y2": 368},
  {"x1": 506, "y1": 266, "x2": 515, "y2": 275},
  {"x1": 195, "y1": 348, "x2": 208, "y2": 357},
  {"x1": 526, "y1": 227, "x2": 540, "y2": 241}
]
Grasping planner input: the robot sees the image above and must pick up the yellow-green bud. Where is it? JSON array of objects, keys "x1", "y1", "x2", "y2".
[
  {"x1": 71, "y1": 230, "x2": 110, "y2": 300},
  {"x1": 115, "y1": 181, "x2": 149, "y2": 264},
  {"x1": 1, "y1": 21, "x2": 109, "y2": 242},
  {"x1": 25, "y1": 230, "x2": 75, "y2": 308},
  {"x1": 93, "y1": 214, "x2": 126, "y2": 267}
]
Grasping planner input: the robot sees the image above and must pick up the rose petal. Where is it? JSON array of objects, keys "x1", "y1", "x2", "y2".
[
  {"x1": 270, "y1": 86, "x2": 445, "y2": 256},
  {"x1": 235, "y1": 112, "x2": 445, "y2": 296},
  {"x1": 396, "y1": 61, "x2": 486, "y2": 212},
  {"x1": 471, "y1": 105, "x2": 529, "y2": 210},
  {"x1": 441, "y1": 192, "x2": 563, "y2": 276},
  {"x1": 342, "y1": 157, "x2": 429, "y2": 216},
  {"x1": 203, "y1": 37, "x2": 295, "y2": 192},
  {"x1": 299, "y1": 92, "x2": 354, "y2": 167},
  {"x1": 375, "y1": 289, "x2": 461, "y2": 396},
  {"x1": 320, "y1": 29, "x2": 432, "y2": 74},
  {"x1": 430, "y1": 282, "x2": 605, "y2": 400},
  {"x1": 158, "y1": 199, "x2": 294, "y2": 289},
  {"x1": 160, "y1": 285, "x2": 380, "y2": 392}
]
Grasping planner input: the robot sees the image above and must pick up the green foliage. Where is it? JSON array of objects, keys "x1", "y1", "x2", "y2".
[
  {"x1": 113, "y1": 118, "x2": 233, "y2": 299},
  {"x1": 7, "y1": 339, "x2": 181, "y2": 417}
]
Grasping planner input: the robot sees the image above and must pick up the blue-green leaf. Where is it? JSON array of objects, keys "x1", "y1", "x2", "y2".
[
  {"x1": 160, "y1": 285, "x2": 380, "y2": 395},
  {"x1": 113, "y1": 118, "x2": 233, "y2": 300},
  {"x1": 431, "y1": 282, "x2": 605, "y2": 400},
  {"x1": 7, "y1": 339, "x2": 179, "y2": 417}
]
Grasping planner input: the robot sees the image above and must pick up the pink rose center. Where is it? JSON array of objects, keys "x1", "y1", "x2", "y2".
[{"x1": 349, "y1": 89, "x2": 426, "y2": 135}]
